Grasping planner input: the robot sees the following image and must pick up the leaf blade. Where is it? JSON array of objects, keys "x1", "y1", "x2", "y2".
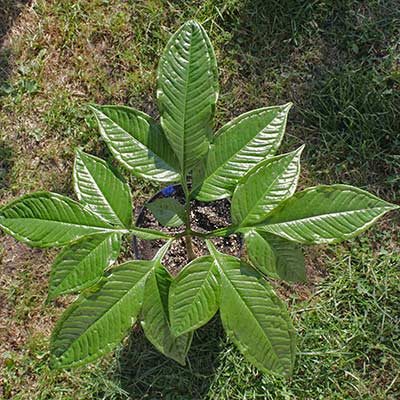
[
  {"x1": 231, "y1": 146, "x2": 303, "y2": 226},
  {"x1": 0, "y1": 192, "x2": 121, "y2": 248},
  {"x1": 74, "y1": 149, "x2": 132, "y2": 227},
  {"x1": 141, "y1": 266, "x2": 192, "y2": 365},
  {"x1": 48, "y1": 233, "x2": 121, "y2": 300},
  {"x1": 169, "y1": 256, "x2": 220, "y2": 336},
  {"x1": 192, "y1": 104, "x2": 292, "y2": 201},
  {"x1": 258, "y1": 185, "x2": 399, "y2": 244},
  {"x1": 50, "y1": 259, "x2": 152, "y2": 368},
  {"x1": 90, "y1": 105, "x2": 180, "y2": 182},
  {"x1": 207, "y1": 244, "x2": 295, "y2": 376},
  {"x1": 146, "y1": 198, "x2": 185, "y2": 227},
  {"x1": 245, "y1": 230, "x2": 306, "y2": 282},
  {"x1": 157, "y1": 20, "x2": 218, "y2": 173}
]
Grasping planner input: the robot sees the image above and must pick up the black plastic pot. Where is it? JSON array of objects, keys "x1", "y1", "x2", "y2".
[{"x1": 132, "y1": 184, "x2": 243, "y2": 261}]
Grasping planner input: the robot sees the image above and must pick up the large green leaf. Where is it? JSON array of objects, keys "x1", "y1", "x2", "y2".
[
  {"x1": 231, "y1": 146, "x2": 303, "y2": 226},
  {"x1": 207, "y1": 242, "x2": 295, "y2": 376},
  {"x1": 192, "y1": 104, "x2": 292, "y2": 201},
  {"x1": 157, "y1": 20, "x2": 218, "y2": 174},
  {"x1": 141, "y1": 266, "x2": 193, "y2": 365},
  {"x1": 258, "y1": 185, "x2": 399, "y2": 244},
  {"x1": 146, "y1": 198, "x2": 186, "y2": 227},
  {"x1": 245, "y1": 230, "x2": 306, "y2": 282},
  {"x1": 89, "y1": 105, "x2": 180, "y2": 182},
  {"x1": 48, "y1": 233, "x2": 121, "y2": 300},
  {"x1": 74, "y1": 149, "x2": 132, "y2": 227},
  {"x1": 0, "y1": 192, "x2": 122, "y2": 248},
  {"x1": 50, "y1": 259, "x2": 153, "y2": 368},
  {"x1": 169, "y1": 256, "x2": 220, "y2": 336}
]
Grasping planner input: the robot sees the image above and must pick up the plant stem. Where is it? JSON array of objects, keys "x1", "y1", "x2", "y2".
[
  {"x1": 184, "y1": 235, "x2": 196, "y2": 261},
  {"x1": 182, "y1": 179, "x2": 196, "y2": 261}
]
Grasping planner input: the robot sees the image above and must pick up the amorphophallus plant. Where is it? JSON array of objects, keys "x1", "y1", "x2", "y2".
[{"x1": 0, "y1": 20, "x2": 398, "y2": 377}]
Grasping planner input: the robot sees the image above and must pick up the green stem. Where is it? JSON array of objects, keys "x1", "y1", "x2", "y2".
[{"x1": 181, "y1": 179, "x2": 196, "y2": 261}]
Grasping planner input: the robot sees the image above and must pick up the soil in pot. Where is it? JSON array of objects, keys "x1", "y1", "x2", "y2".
[{"x1": 134, "y1": 185, "x2": 241, "y2": 276}]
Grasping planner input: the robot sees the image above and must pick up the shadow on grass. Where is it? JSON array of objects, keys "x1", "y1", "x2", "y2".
[
  {"x1": 0, "y1": 140, "x2": 13, "y2": 193},
  {"x1": 216, "y1": 0, "x2": 400, "y2": 198},
  {"x1": 113, "y1": 317, "x2": 224, "y2": 399},
  {"x1": 0, "y1": 0, "x2": 31, "y2": 83},
  {"x1": 105, "y1": 2, "x2": 399, "y2": 397}
]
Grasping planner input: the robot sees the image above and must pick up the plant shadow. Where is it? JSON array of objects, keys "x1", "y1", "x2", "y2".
[{"x1": 113, "y1": 316, "x2": 224, "y2": 399}]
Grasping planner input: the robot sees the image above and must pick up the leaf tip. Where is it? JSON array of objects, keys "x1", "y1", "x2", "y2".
[
  {"x1": 184, "y1": 19, "x2": 201, "y2": 28},
  {"x1": 74, "y1": 146, "x2": 84, "y2": 157},
  {"x1": 283, "y1": 102, "x2": 293, "y2": 112},
  {"x1": 49, "y1": 354, "x2": 62, "y2": 370},
  {"x1": 85, "y1": 103, "x2": 99, "y2": 114}
]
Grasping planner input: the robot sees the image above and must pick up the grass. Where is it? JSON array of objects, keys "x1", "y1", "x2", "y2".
[{"x1": 0, "y1": 0, "x2": 399, "y2": 398}]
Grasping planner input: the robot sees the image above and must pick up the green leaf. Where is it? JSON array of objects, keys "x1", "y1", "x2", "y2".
[
  {"x1": 74, "y1": 149, "x2": 132, "y2": 228},
  {"x1": 129, "y1": 227, "x2": 173, "y2": 240},
  {"x1": 245, "y1": 230, "x2": 306, "y2": 282},
  {"x1": 50, "y1": 259, "x2": 152, "y2": 368},
  {"x1": 141, "y1": 266, "x2": 193, "y2": 365},
  {"x1": 258, "y1": 185, "x2": 399, "y2": 244},
  {"x1": 89, "y1": 105, "x2": 180, "y2": 182},
  {"x1": 207, "y1": 242, "x2": 295, "y2": 376},
  {"x1": 146, "y1": 198, "x2": 185, "y2": 227},
  {"x1": 231, "y1": 146, "x2": 303, "y2": 226},
  {"x1": 169, "y1": 256, "x2": 220, "y2": 336},
  {"x1": 157, "y1": 20, "x2": 218, "y2": 174},
  {"x1": 0, "y1": 192, "x2": 122, "y2": 248},
  {"x1": 192, "y1": 104, "x2": 292, "y2": 201},
  {"x1": 48, "y1": 233, "x2": 121, "y2": 300}
]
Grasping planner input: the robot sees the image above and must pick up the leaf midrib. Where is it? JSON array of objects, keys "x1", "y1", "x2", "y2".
[
  {"x1": 263, "y1": 205, "x2": 393, "y2": 227},
  {"x1": 180, "y1": 26, "x2": 195, "y2": 174},
  {"x1": 2, "y1": 217, "x2": 121, "y2": 230}
]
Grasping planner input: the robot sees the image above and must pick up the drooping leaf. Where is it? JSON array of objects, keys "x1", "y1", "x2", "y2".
[
  {"x1": 48, "y1": 233, "x2": 121, "y2": 300},
  {"x1": 74, "y1": 149, "x2": 132, "y2": 227},
  {"x1": 146, "y1": 198, "x2": 186, "y2": 227},
  {"x1": 141, "y1": 266, "x2": 193, "y2": 365},
  {"x1": 0, "y1": 192, "x2": 122, "y2": 248},
  {"x1": 207, "y1": 242, "x2": 295, "y2": 376},
  {"x1": 258, "y1": 185, "x2": 399, "y2": 244},
  {"x1": 169, "y1": 256, "x2": 220, "y2": 336},
  {"x1": 244, "y1": 230, "x2": 277, "y2": 278},
  {"x1": 245, "y1": 230, "x2": 306, "y2": 282},
  {"x1": 50, "y1": 259, "x2": 152, "y2": 368},
  {"x1": 157, "y1": 20, "x2": 218, "y2": 174},
  {"x1": 192, "y1": 104, "x2": 292, "y2": 201},
  {"x1": 89, "y1": 105, "x2": 180, "y2": 182},
  {"x1": 231, "y1": 146, "x2": 303, "y2": 226}
]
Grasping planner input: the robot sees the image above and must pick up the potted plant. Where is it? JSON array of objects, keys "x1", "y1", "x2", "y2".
[{"x1": 0, "y1": 20, "x2": 397, "y2": 377}]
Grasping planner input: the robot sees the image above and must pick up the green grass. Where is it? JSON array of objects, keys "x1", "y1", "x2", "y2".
[{"x1": 0, "y1": 0, "x2": 399, "y2": 399}]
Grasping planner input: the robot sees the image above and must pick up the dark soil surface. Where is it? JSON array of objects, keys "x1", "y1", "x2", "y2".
[{"x1": 134, "y1": 185, "x2": 242, "y2": 276}]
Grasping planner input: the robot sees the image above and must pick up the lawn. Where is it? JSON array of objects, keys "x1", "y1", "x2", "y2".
[{"x1": 0, "y1": 0, "x2": 399, "y2": 399}]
